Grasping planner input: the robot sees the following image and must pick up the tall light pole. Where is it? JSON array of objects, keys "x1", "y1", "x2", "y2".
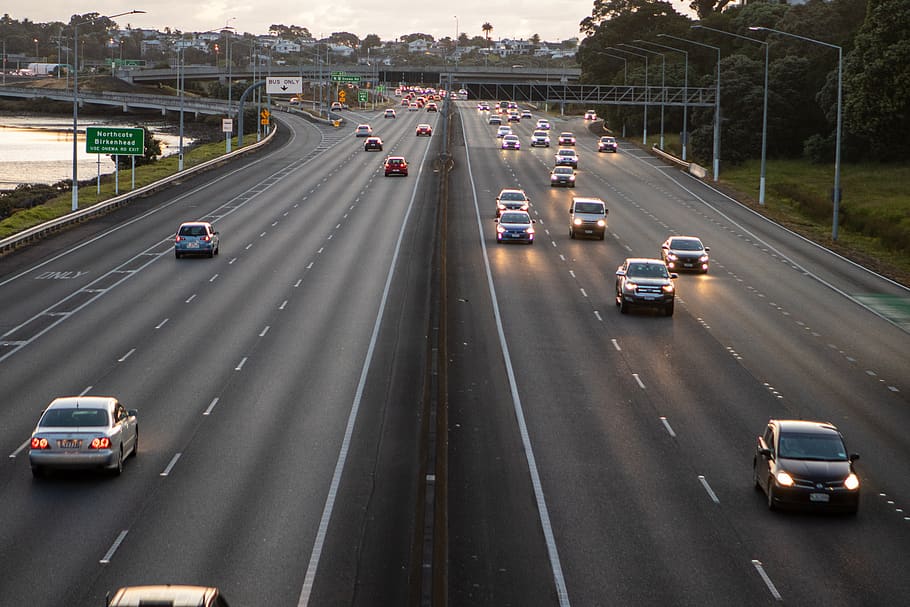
[
  {"x1": 588, "y1": 48, "x2": 628, "y2": 137},
  {"x1": 72, "y1": 10, "x2": 146, "y2": 211},
  {"x1": 606, "y1": 46, "x2": 648, "y2": 144},
  {"x1": 693, "y1": 24, "x2": 769, "y2": 204},
  {"x1": 639, "y1": 39, "x2": 689, "y2": 160},
  {"x1": 751, "y1": 26, "x2": 843, "y2": 241},
  {"x1": 622, "y1": 42, "x2": 665, "y2": 150},
  {"x1": 657, "y1": 33, "x2": 721, "y2": 181}
]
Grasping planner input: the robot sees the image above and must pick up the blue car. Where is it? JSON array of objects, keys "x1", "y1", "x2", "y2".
[
  {"x1": 175, "y1": 221, "x2": 220, "y2": 258},
  {"x1": 495, "y1": 210, "x2": 536, "y2": 245}
]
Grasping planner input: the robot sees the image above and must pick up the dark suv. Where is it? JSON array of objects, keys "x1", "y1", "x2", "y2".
[{"x1": 615, "y1": 258, "x2": 677, "y2": 316}]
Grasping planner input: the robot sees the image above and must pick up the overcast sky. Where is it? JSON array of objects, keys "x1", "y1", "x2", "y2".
[{"x1": 7, "y1": 1, "x2": 611, "y2": 42}]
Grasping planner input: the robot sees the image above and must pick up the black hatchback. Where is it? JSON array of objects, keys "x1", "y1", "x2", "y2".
[{"x1": 753, "y1": 419, "x2": 860, "y2": 514}]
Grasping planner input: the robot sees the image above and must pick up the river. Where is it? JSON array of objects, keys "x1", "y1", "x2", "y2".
[{"x1": 0, "y1": 115, "x2": 191, "y2": 190}]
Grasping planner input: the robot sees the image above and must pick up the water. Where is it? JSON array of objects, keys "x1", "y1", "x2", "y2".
[{"x1": 0, "y1": 116, "x2": 190, "y2": 190}]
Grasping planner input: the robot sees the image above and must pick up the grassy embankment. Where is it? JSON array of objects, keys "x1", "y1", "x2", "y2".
[
  {"x1": 657, "y1": 134, "x2": 910, "y2": 286},
  {"x1": 0, "y1": 137, "x2": 238, "y2": 239}
]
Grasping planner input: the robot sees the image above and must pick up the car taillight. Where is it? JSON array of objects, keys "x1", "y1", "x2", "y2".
[
  {"x1": 175, "y1": 235, "x2": 182, "y2": 242},
  {"x1": 90, "y1": 437, "x2": 111, "y2": 449},
  {"x1": 31, "y1": 437, "x2": 50, "y2": 450},
  {"x1": 202, "y1": 235, "x2": 211, "y2": 242}
]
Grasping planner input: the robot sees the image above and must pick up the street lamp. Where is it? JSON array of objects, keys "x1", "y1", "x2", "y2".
[
  {"x1": 72, "y1": 10, "x2": 146, "y2": 211},
  {"x1": 693, "y1": 24, "x2": 769, "y2": 204},
  {"x1": 639, "y1": 39, "x2": 689, "y2": 160},
  {"x1": 622, "y1": 42, "x2": 666, "y2": 150},
  {"x1": 750, "y1": 26, "x2": 843, "y2": 240},
  {"x1": 657, "y1": 33, "x2": 721, "y2": 182},
  {"x1": 606, "y1": 46, "x2": 648, "y2": 145}
]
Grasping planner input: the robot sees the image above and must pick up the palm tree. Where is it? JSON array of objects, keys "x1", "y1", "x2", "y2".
[{"x1": 482, "y1": 22, "x2": 493, "y2": 43}]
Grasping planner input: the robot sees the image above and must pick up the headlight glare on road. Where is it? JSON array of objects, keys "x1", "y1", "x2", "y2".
[{"x1": 776, "y1": 471, "x2": 794, "y2": 486}]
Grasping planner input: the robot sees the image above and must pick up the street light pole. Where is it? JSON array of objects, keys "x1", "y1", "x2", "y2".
[
  {"x1": 590, "y1": 49, "x2": 628, "y2": 136},
  {"x1": 71, "y1": 10, "x2": 146, "y2": 212},
  {"x1": 693, "y1": 24, "x2": 768, "y2": 204},
  {"x1": 622, "y1": 42, "x2": 665, "y2": 150},
  {"x1": 751, "y1": 26, "x2": 843, "y2": 240},
  {"x1": 606, "y1": 46, "x2": 648, "y2": 145},
  {"x1": 657, "y1": 33, "x2": 721, "y2": 182},
  {"x1": 639, "y1": 39, "x2": 689, "y2": 160}
]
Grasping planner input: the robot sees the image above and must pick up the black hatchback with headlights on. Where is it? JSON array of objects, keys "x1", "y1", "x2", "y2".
[{"x1": 753, "y1": 419, "x2": 860, "y2": 514}]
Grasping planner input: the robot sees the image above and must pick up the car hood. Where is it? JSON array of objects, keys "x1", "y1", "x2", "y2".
[
  {"x1": 627, "y1": 276, "x2": 670, "y2": 287},
  {"x1": 780, "y1": 459, "x2": 852, "y2": 481},
  {"x1": 501, "y1": 222, "x2": 531, "y2": 230},
  {"x1": 669, "y1": 249, "x2": 706, "y2": 257}
]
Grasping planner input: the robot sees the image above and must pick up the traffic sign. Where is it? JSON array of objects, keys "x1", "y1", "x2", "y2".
[
  {"x1": 338, "y1": 90, "x2": 347, "y2": 103},
  {"x1": 358, "y1": 91, "x2": 368, "y2": 103},
  {"x1": 85, "y1": 127, "x2": 144, "y2": 155},
  {"x1": 330, "y1": 72, "x2": 361, "y2": 83},
  {"x1": 266, "y1": 77, "x2": 303, "y2": 94}
]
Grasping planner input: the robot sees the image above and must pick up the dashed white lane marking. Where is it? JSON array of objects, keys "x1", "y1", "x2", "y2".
[
  {"x1": 698, "y1": 475, "x2": 720, "y2": 504},
  {"x1": 203, "y1": 398, "x2": 219, "y2": 416},
  {"x1": 235, "y1": 357, "x2": 248, "y2": 371},
  {"x1": 660, "y1": 416, "x2": 676, "y2": 437},
  {"x1": 160, "y1": 453, "x2": 182, "y2": 476},
  {"x1": 155, "y1": 318, "x2": 169, "y2": 329},
  {"x1": 633, "y1": 374, "x2": 646, "y2": 389},
  {"x1": 118, "y1": 348, "x2": 135, "y2": 363},
  {"x1": 99, "y1": 530, "x2": 129, "y2": 564},
  {"x1": 752, "y1": 560, "x2": 782, "y2": 601}
]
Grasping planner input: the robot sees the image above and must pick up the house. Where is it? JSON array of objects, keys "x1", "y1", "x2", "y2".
[{"x1": 408, "y1": 39, "x2": 431, "y2": 53}]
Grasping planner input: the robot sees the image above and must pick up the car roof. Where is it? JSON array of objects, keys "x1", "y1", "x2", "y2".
[
  {"x1": 47, "y1": 396, "x2": 116, "y2": 411},
  {"x1": 772, "y1": 419, "x2": 840, "y2": 435},
  {"x1": 557, "y1": 148, "x2": 577, "y2": 154},
  {"x1": 498, "y1": 188, "x2": 526, "y2": 195},
  {"x1": 560, "y1": 132, "x2": 574, "y2": 136},
  {"x1": 107, "y1": 585, "x2": 221, "y2": 606},
  {"x1": 178, "y1": 221, "x2": 211, "y2": 228},
  {"x1": 624, "y1": 257, "x2": 665, "y2": 265}
]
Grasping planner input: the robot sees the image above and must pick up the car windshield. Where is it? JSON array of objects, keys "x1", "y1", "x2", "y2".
[
  {"x1": 501, "y1": 213, "x2": 530, "y2": 224},
  {"x1": 41, "y1": 408, "x2": 108, "y2": 427},
  {"x1": 559, "y1": 150, "x2": 575, "y2": 156},
  {"x1": 779, "y1": 433, "x2": 848, "y2": 461},
  {"x1": 500, "y1": 192, "x2": 526, "y2": 201},
  {"x1": 601, "y1": 137, "x2": 615, "y2": 143},
  {"x1": 534, "y1": 131, "x2": 547, "y2": 137},
  {"x1": 575, "y1": 202, "x2": 603, "y2": 214},
  {"x1": 179, "y1": 225, "x2": 207, "y2": 236},
  {"x1": 628, "y1": 263, "x2": 669, "y2": 278},
  {"x1": 670, "y1": 238, "x2": 703, "y2": 250},
  {"x1": 554, "y1": 167, "x2": 573, "y2": 175}
]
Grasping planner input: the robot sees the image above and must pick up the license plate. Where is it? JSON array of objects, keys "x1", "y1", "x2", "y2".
[
  {"x1": 187, "y1": 243, "x2": 199, "y2": 248},
  {"x1": 810, "y1": 493, "x2": 830, "y2": 502},
  {"x1": 683, "y1": 263, "x2": 694, "y2": 267},
  {"x1": 58, "y1": 439, "x2": 82, "y2": 448},
  {"x1": 584, "y1": 230, "x2": 593, "y2": 234}
]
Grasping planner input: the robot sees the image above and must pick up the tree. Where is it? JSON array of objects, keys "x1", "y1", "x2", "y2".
[
  {"x1": 329, "y1": 31, "x2": 360, "y2": 48},
  {"x1": 361, "y1": 34, "x2": 381, "y2": 52},
  {"x1": 843, "y1": 0, "x2": 910, "y2": 161},
  {"x1": 482, "y1": 22, "x2": 493, "y2": 41}
]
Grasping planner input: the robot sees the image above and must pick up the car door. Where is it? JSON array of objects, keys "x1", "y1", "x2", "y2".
[
  {"x1": 757, "y1": 425, "x2": 776, "y2": 491},
  {"x1": 114, "y1": 401, "x2": 137, "y2": 455}
]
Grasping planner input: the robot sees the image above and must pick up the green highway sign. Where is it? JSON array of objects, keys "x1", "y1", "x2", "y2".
[
  {"x1": 85, "y1": 127, "x2": 144, "y2": 155},
  {"x1": 358, "y1": 91, "x2": 368, "y2": 103},
  {"x1": 330, "y1": 72, "x2": 361, "y2": 83}
]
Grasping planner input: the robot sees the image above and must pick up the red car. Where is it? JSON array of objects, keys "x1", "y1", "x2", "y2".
[
  {"x1": 416, "y1": 124, "x2": 433, "y2": 137},
  {"x1": 384, "y1": 156, "x2": 408, "y2": 177}
]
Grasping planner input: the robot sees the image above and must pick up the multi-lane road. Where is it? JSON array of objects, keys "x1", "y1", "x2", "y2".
[{"x1": 0, "y1": 99, "x2": 908, "y2": 606}]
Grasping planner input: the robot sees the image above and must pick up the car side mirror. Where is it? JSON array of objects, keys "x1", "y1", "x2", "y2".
[
  {"x1": 568, "y1": 208, "x2": 573, "y2": 214},
  {"x1": 850, "y1": 453, "x2": 860, "y2": 462},
  {"x1": 661, "y1": 244, "x2": 669, "y2": 250},
  {"x1": 532, "y1": 219, "x2": 537, "y2": 223},
  {"x1": 604, "y1": 209, "x2": 609, "y2": 215},
  {"x1": 128, "y1": 409, "x2": 139, "y2": 418},
  {"x1": 494, "y1": 218, "x2": 500, "y2": 223},
  {"x1": 670, "y1": 273, "x2": 679, "y2": 279},
  {"x1": 615, "y1": 269, "x2": 625, "y2": 276},
  {"x1": 759, "y1": 447, "x2": 773, "y2": 459}
]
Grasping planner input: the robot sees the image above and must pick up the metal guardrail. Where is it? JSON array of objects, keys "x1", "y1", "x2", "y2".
[
  {"x1": 0, "y1": 125, "x2": 277, "y2": 256},
  {"x1": 650, "y1": 144, "x2": 708, "y2": 179},
  {"x1": 0, "y1": 86, "x2": 232, "y2": 115}
]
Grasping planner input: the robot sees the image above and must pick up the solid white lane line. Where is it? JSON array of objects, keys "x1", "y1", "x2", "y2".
[
  {"x1": 660, "y1": 416, "x2": 676, "y2": 437},
  {"x1": 458, "y1": 116, "x2": 571, "y2": 607},
  {"x1": 9, "y1": 440, "x2": 29, "y2": 458},
  {"x1": 296, "y1": 125, "x2": 435, "y2": 607},
  {"x1": 698, "y1": 475, "x2": 720, "y2": 503},
  {"x1": 752, "y1": 560, "x2": 782, "y2": 600},
  {"x1": 99, "y1": 530, "x2": 129, "y2": 564},
  {"x1": 160, "y1": 453, "x2": 181, "y2": 476},
  {"x1": 633, "y1": 373, "x2": 646, "y2": 389},
  {"x1": 203, "y1": 398, "x2": 219, "y2": 416}
]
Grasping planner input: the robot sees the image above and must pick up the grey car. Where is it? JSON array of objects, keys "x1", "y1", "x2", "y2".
[
  {"x1": 661, "y1": 236, "x2": 710, "y2": 273},
  {"x1": 550, "y1": 166, "x2": 576, "y2": 187},
  {"x1": 29, "y1": 396, "x2": 138, "y2": 477},
  {"x1": 615, "y1": 258, "x2": 678, "y2": 316},
  {"x1": 107, "y1": 585, "x2": 231, "y2": 607}
]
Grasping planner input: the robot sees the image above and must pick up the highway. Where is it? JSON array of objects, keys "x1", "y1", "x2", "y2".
[{"x1": 0, "y1": 98, "x2": 908, "y2": 606}]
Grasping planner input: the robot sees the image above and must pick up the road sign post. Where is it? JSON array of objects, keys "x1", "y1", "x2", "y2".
[
  {"x1": 265, "y1": 77, "x2": 302, "y2": 95},
  {"x1": 85, "y1": 127, "x2": 144, "y2": 193}
]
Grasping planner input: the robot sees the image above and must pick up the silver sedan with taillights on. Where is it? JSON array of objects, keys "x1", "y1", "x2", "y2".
[{"x1": 29, "y1": 396, "x2": 138, "y2": 478}]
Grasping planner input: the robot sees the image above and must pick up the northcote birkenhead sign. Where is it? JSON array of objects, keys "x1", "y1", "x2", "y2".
[{"x1": 85, "y1": 127, "x2": 145, "y2": 155}]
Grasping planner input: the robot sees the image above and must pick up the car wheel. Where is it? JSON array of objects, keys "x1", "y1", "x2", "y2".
[
  {"x1": 110, "y1": 447, "x2": 124, "y2": 477},
  {"x1": 752, "y1": 460, "x2": 762, "y2": 491},
  {"x1": 132, "y1": 430, "x2": 139, "y2": 458},
  {"x1": 619, "y1": 299, "x2": 629, "y2": 314},
  {"x1": 664, "y1": 302, "x2": 674, "y2": 317},
  {"x1": 766, "y1": 477, "x2": 776, "y2": 510}
]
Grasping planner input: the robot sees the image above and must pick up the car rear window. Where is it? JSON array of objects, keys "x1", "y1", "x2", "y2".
[
  {"x1": 41, "y1": 408, "x2": 108, "y2": 427},
  {"x1": 179, "y1": 225, "x2": 207, "y2": 236}
]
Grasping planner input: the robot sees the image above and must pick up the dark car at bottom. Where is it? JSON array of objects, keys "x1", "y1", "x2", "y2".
[{"x1": 754, "y1": 419, "x2": 860, "y2": 514}]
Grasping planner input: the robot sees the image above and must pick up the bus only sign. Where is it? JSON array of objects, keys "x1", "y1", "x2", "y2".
[{"x1": 85, "y1": 127, "x2": 145, "y2": 155}]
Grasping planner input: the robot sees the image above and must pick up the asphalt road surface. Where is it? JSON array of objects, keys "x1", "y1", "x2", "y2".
[{"x1": 0, "y1": 99, "x2": 908, "y2": 607}]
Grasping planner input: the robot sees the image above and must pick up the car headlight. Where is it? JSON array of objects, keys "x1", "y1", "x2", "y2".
[
  {"x1": 596, "y1": 219, "x2": 605, "y2": 227},
  {"x1": 667, "y1": 253, "x2": 678, "y2": 260},
  {"x1": 623, "y1": 281, "x2": 637, "y2": 291},
  {"x1": 844, "y1": 473, "x2": 860, "y2": 490},
  {"x1": 498, "y1": 203, "x2": 506, "y2": 209},
  {"x1": 568, "y1": 175, "x2": 575, "y2": 181},
  {"x1": 527, "y1": 227, "x2": 535, "y2": 234},
  {"x1": 520, "y1": 203, "x2": 529, "y2": 211},
  {"x1": 776, "y1": 471, "x2": 794, "y2": 486},
  {"x1": 496, "y1": 225, "x2": 506, "y2": 233},
  {"x1": 662, "y1": 283, "x2": 675, "y2": 293},
  {"x1": 699, "y1": 255, "x2": 709, "y2": 262},
  {"x1": 551, "y1": 176, "x2": 558, "y2": 181},
  {"x1": 573, "y1": 218, "x2": 583, "y2": 226}
]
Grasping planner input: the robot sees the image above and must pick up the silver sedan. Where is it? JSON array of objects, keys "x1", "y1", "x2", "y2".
[{"x1": 29, "y1": 396, "x2": 138, "y2": 478}]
